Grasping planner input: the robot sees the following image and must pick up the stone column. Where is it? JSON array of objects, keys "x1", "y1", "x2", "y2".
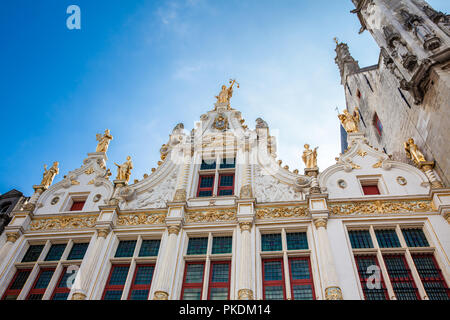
[
  {"x1": 305, "y1": 168, "x2": 320, "y2": 194},
  {"x1": 239, "y1": 145, "x2": 253, "y2": 199},
  {"x1": 71, "y1": 227, "x2": 110, "y2": 300},
  {"x1": 153, "y1": 225, "x2": 181, "y2": 300},
  {"x1": 313, "y1": 218, "x2": 343, "y2": 300},
  {"x1": 0, "y1": 232, "x2": 21, "y2": 265},
  {"x1": 173, "y1": 153, "x2": 191, "y2": 202},
  {"x1": 237, "y1": 221, "x2": 254, "y2": 300},
  {"x1": 420, "y1": 162, "x2": 444, "y2": 188}
]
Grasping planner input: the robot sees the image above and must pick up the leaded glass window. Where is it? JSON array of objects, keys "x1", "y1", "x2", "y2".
[
  {"x1": 286, "y1": 232, "x2": 308, "y2": 250},
  {"x1": 187, "y1": 237, "x2": 208, "y2": 255},
  {"x1": 67, "y1": 243, "x2": 89, "y2": 260},
  {"x1": 402, "y1": 229, "x2": 429, "y2": 248},
  {"x1": 383, "y1": 255, "x2": 419, "y2": 300},
  {"x1": 354, "y1": 255, "x2": 388, "y2": 300},
  {"x1": 139, "y1": 240, "x2": 160, "y2": 257},
  {"x1": 212, "y1": 236, "x2": 232, "y2": 254},
  {"x1": 375, "y1": 230, "x2": 400, "y2": 248},
  {"x1": 261, "y1": 234, "x2": 282, "y2": 252},
  {"x1": 412, "y1": 254, "x2": 449, "y2": 300},
  {"x1": 115, "y1": 240, "x2": 137, "y2": 258},
  {"x1": 348, "y1": 230, "x2": 373, "y2": 249},
  {"x1": 45, "y1": 244, "x2": 66, "y2": 261},
  {"x1": 22, "y1": 245, "x2": 44, "y2": 262}
]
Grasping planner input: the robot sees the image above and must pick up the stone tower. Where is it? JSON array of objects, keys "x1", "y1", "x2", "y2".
[{"x1": 336, "y1": 0, "x2": 450, "y2": 186}]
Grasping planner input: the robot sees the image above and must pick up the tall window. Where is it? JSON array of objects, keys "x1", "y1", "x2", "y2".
[
  {"x1": 197, "y1": 157, "x2": 235, "y2": 198},
  {"x1": 102, "y1": 237, "x2": 160, "y2": 300},
  {"x1": 347, "y1": 225, "x2": 448, "y2": 300},
  {"x1": 260, "y1": 230, "x2": 315, "y2": 300},
  {"x1": 373, "y1": 113, "x2": 383, "y2": 136},
  {"x1": 181, "y1": 234, "x2": 232, "y2": 300},
  {"x1": 2, "y1": 240, "x2": 89, "y2": 300}
]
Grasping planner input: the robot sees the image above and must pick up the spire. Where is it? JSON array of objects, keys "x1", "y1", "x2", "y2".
[{"x1": 334, "y1": 39, "x2": 360, "y2": 85}]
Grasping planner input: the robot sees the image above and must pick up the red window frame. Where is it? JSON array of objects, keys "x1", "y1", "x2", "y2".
[
  {"x1": 373, "y1": 113, "x2": 383, "y2": 136},
  {"x1": 262, "y1": 258, "x2": 286, "y2": 300},
  {"x1": 1, "y1": 269, "x2": 32, "y2": 300},
  {"x1": 383, "y1": 254, "x2": 421, "y2": 300},
  {"x1": 362, "y1": 185, "x2": 380, "y2": 195},
  {"x1": 217, "y1": 174, "x2": 235, "y2": 196},
  {"x1": 197, "y1": 175, "x2": 215, "y2": 197},
  {"x1": 180, "y1": 262, "x2": 205, "y2": 300},
  {"x1": 51, "y1": 267, "x2": 71, "y2": 300},
  {"x1": 127, "y1": 264, "x2": 155, "y2": 300},
  {"x1": 354, "y1": 255, "x2": 389, "y2": 300},
  {"x1": 70, "y1": 201, "x2": 85, "y2": 211},
  {"x1": 411, "y1": 253, "x2": 450, "y2": 300},
  {"x1": 26, "y1": 268, "x2": 56, "y2": 300},
  {"x1": 288, "y1": 257, "x2": 315, "y2": 300},
  {"x1": 207, "y1": 261, "x2": 231, "y2": 300},
  {"x1": 101, "y1": 264, "x2": 130, "y2": 300}
]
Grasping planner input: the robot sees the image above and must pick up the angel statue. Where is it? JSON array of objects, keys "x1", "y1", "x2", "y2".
[
  {"x1": 404, "y1": 138, "x2": 427, "y2": 166},
  {"x1": 215, "y1": 79, "x2": 240, "y2": 105},
  {"x1": 41, "y1": 161, "x2": 59, "y2": 188},
  {"x1": 302, "y1": 144, "x2": 318, "y2": 169},
  {"x1": 114, "y1": 156, "x2": 133, "y2": 183},
  {"x1": 338, "y1": 107, "x2": 360, "y2": 133},
  {"x1": 96, "y1": 129, "x2": 113, "y2": 153}
]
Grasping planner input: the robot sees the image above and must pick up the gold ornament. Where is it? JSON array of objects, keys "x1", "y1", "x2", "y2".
[
  {"x1": 114, "y1": 156, "x2": 133, "y2": 183},
  {"x1": 215, "y1": 79, "x2": 239, "y2": 105},
  {"x1": 338, "y1": 108, "x2": 360, "y2": 133},
  {"x1": 325, "y1": 287, "x2": 343, "y2": 300},
  {"x1": 256, "y1": 206, "x2": 308, "y2": 220},
  {"x1": 404, "y1": 138, "x2": 427, "y2": 166},
  {"x1": 29, "y1": 215, "x2": 97, "y2": 231},
  {"x1": 96, "y1": 129, "x2": 113, "y2": 153},
  {"x1": 238, "y1": 289, "x2": 254, "y2": 300},
  {"x1": 40, "y1": 162, "x2": 59, "y2": 188},
  {"x1": 329, "y1": 199, "x2": 433, "y2": 216},
  {"x1": 116, "y1": 213, "x2": 166, "y2": 226},
  {"x1": 302, "y1": 144, "x2": 318, "y2": 169},
  {"x1": 185, "y1": 209, "x2": 236, "y2": 223}
]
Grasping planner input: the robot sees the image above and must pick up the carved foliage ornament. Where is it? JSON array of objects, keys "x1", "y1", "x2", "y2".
[
  {"x1": 329, "y1": 200, "x2": 433, "y2": 216},
  {"x1": 116, "y1": 213, "x2": 166, "y2": 226},
  {"x1": 29, "y1": 215, "x2": 97, "y2": 231},
  {"x1": 256, "y1": 206, "x2": 308, "y2": 220},
  {"x1": 185, "y1": 209, "x2": 236, "y2": 223}
]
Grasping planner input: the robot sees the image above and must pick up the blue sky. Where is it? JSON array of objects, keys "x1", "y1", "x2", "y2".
[{"x1": 1, "y1": 0, "x2": 448, "y2": 195}]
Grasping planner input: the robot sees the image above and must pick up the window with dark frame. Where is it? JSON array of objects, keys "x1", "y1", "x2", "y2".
[
  {"x1": 348, "y1": 230, "x2": 374, "y2": 249},
  {"x1": 181, "y1": 262, "x2": 205, "y2": 300},
  {"x1": 375, "y1": 230, "x2": 401, "y2": 248},
  {"x1": 139, "y1": 240, "x2": 161, "y2": 257},
  {"x1": 289, "y1": 258, "x2": 315, "y2": 300},
  {"x1": 26, "y1": 268, "x2": 55, "y2": 300},
  {"x1": 44, "y1": 244, "x2": 67, "y2": 261},
  {"x1": 187, "y1": 237, "x2": 208, "y2": 255},
  {"x1": 208, "y1": 261, "x2": 231, "y2": 300},
  {"x1": 354, "y1": 255, "x2": 389, "y2": 300},
  {"x1": 212, "y1": 236, "x2": 232, "y2": 254},
  {"x1": 197, "y1": 175, "x2": 214, "y2": 197},
  {"x1": 22, "y1": 245, "x2": 44, "y2": 262},
  {"x1": 383, "y1": 254, "x2": 420, "y2": 300},
  {"x1": 411, "y1": 254, "x2": 449, "y2": 300},
  {"x1": 102, "y1": 265, "x2": 130, "y2": 300},
  {"x1": 286, "y1": 232, "x2": 308, "y2": 250},
  {"x1": 262, "y1": 259, "x2": 286, "y2": 300},
  {"x1": 218, "y1": 174, "x2": 234, "y2": 196},
  {"x1": 115, "y1": 240, "x2": 137, "y2": 258},
  {"x1": 70, "y1": 200, "x2": 85, "y2": 211},
  {"x1": 67, "y1": 243, "x2": 89, "y2": 260},
  {"x1": 401, "y1": 229, "x2": 429, "y2": 248},
  {"x1": 200, "y1": 159, "x2": 216, "y2": 170},
  {"x1": 261, "y1": 234, "x2": 282, "y2": 252},
  {"x1": 51, "y1": 267, "x2": 72, "y2": 300},
  {"x1": 128, "y1": 264, "x2": 155, "y2": 300},
  {"x1": 1, "y1": 269, "x2": 32, "y2": 300}
]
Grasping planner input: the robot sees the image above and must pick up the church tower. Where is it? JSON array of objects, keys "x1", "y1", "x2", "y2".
[{"x1": 337, "y1": 0, "x2": 450, "y2": 186}]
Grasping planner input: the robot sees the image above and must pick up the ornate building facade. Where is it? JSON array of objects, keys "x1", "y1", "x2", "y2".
[{"x1": 0, "y1": 1, "x2": 449, "y2": 301}]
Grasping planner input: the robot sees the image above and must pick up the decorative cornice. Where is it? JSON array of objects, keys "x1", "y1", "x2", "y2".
[
  {"x1": 29, "y1": 215, "x2": 97, "y2": 231},
  {"x1": 116, "y1": 212, "x2": 166, "y2": 226},
  {"x1": 185, "y1": 209, "x2": 236, "y2": 223},
  {"x1": 329, "y1": 199, "x2": 434, "y2": 216},
  {"x1": 256, "y1": 206, "x2": 308, "y2": 220}
]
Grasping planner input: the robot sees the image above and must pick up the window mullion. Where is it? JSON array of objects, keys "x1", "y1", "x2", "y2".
[
  {"x1": 122, "y1": 259, "x2": 136, "y2": 300},
  {"x1": 404, "y1": 250, "x2": 428, "y2": 300},
  {"x1": 375, "y1": 250, "x2": 395, "y2": 299},
  {"x1": 202, "y1": 257, "x2": 211, "y2": 300},
  {"x1": 17, "y1": 264, "x2": 40, "y2": 300},
  {"x1": 43, "y1": 263, "x2": 62, "y2": 300},
  {"x1": 283, "y1": 252, "x2": 291, "y2": 300}
]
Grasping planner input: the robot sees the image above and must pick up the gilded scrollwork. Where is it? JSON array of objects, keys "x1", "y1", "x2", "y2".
[
  {"x1": 29, "y1": 215, "x2": 97, "y2": 231},
  {"x1": 116, "y1": 212, "x2": 166, "y2": 226},
  {"x1": 329, "y1": 200, "x2": 433, "y2": 216},
  {"x1": 185, "y1": 209, "x2": 236, "y2": 223},
  {"x1": 256, "y1": 206, "x2": 308, "y2": 220}
]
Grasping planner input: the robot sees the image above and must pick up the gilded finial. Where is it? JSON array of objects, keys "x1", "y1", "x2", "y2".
[{"x1": 333, "y1": 37, "x2": 339, "y2": 45}]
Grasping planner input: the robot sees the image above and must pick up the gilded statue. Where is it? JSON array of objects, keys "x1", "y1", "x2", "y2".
[
  {"x1": 96, "y1": 129, "x2": 113, "y2": 153},
  {"x1": 215, "y1": 79, "x2": 239, "y2": 104},
  {"x1": 41, "y1": 162, "x2": 59, "y2": 188},
  {"x1": 114, "y1": 156, "x2": 133, "y2": 183},
  {"x1": 338, "y1": 108, "x2": 360, "y2": 133},
  {"x1": 302, "y1": 144, "x2": 318, "y2": 169},
  {"x1": 404, "y1": 138, "x2": 427, "y2": 166}
]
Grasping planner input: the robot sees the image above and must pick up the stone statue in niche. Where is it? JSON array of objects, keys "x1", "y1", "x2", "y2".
[
  {"x1": 422, "y1": 5, "x2": 450, "y2": 37},
  {"x1": 381, "y1": 47, "x2": 404, "y2": 81},
  {"x1": 383, "y1": 26, "x2": 417, "y2": 71},
  {"x1": 400, "y1": 9, "x2": 441, "y2": 51},
  {"x1": 41, "y1": 162, "x2": 59, "y2": 188}
]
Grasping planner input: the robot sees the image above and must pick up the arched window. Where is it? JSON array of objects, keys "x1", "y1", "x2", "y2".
[{"x1": 0, "y1": 203, "x2": 11, "y2": 214}]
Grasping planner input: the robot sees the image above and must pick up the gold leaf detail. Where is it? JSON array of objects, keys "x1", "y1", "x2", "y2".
[
  {"x1": 329, "y1": 200, "x2": 434, "y2": 216},
  {"x1": 29, "y1": 215, "x2": 97, "y2": 231},
  {"x1": 256, "y1": 206, "x2": 308, "y2": 220},
  {"x1": 116, "y1": 213, "x2": 166, "y2": 226},
  {"x1": 185, "y1": 209, "x2": 236, "y2": 223}
]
